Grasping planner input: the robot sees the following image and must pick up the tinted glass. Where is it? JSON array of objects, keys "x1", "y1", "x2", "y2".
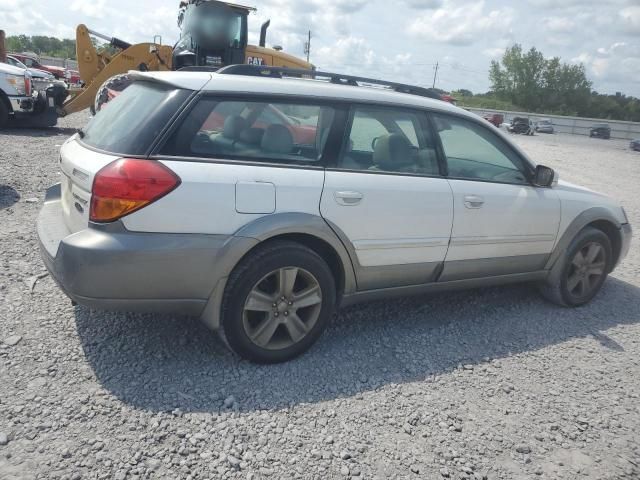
[
  {"x1": 81, "y1": 82, "x2": 190, "y2": 155},
  {"x1": 161, "y1": 98, "x2": 335, "y2": 165},
  {"x1": 433, "y1": 114, "x2": 529, "y2": 184},
  {"x1": 339, "y1": 106, "x2": 439, "y2": 175}
]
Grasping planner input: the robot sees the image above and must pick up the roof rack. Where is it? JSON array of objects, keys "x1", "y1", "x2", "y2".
[{"x1": 216, "y1": 65, "x2": 443, "y2": 100}]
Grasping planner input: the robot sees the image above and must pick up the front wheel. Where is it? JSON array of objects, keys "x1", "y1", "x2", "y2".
[
  {"x1": 0, "y1": 100, "x2": 9, "y2": 129},
  {"x1": 539, "y1": 227, "x2": 612, "y2": 307},
  {"x1": 220, "y1": 241, "x2": 336, "y2": 363}
]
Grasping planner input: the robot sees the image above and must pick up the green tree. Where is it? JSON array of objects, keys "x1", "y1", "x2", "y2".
[
  {"x1": 490, "y1": 44, "x2": 592, "y2": 114},
  {"x1": 5, "y1": 35, "x2": 76, "y2": 59}
]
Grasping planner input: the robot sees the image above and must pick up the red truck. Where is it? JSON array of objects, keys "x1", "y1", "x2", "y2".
[
  {"x1": 483, "y1": 113, "x2": 504, "y2": 128},
  {"x1": 10, "y1": 53, "x2": 66, "y2": 80}
]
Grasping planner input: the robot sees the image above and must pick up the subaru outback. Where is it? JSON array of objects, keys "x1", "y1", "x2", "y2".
[{"x1": 37, "y1": 67, "x2": 632, "y2": 363}]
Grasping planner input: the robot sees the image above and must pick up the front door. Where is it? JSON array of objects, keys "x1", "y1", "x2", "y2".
[
  {"x1": 321, "y1": 105, "x2": 454, "y2": 290},
  {"x1": 431, "y1": 113, "x2": 561, "y2": 281}
]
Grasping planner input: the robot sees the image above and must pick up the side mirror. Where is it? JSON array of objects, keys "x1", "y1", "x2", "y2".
[{"x1": 533, "y1": 165, "x2": 557, "y2": 187}]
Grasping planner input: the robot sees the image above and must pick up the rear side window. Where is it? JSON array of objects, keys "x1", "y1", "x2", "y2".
[
  {"x1": 160, "y1": 98, "x2": 335, "y2": 165},
  {"x1": 81, "y1": 82, "x2": 191, "y2": 155}
]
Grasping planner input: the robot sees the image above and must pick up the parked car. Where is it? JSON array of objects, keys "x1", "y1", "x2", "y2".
[
  {"x1": 0, "y1": 62, "x2": 62, "y2": 128},
  {"x1": 508, "y1": 116, "x2": 534, "y2": 135},
  {"x1": 535, "y1": 119, "x2": 554, "y2": 134},
  {"x1": 10, "y1": 53, "x2": 66, "y2": 80},
  {"x1": 631, "y1": 139, "x2": 640, "y2": 151},
  {"x1": 65, "y1": 69, "x2": 82, "y2": 87},
  {"x1": 4, "y1": 54, "x2": 68, "y2": 99},
  {"x1": 37, "y1": 67, "x2": 632, "y2": 363},
  {"x1": 590, "y1": 123, "x2": 611, "y2": 139},
  {"x1": 483, "y1": 113, "x2": 504, "y2": 128},
  {"x1": 201, "y1": 102, "x2": 318, "y2": 145},
  {"x1": 5, "y1": 55, "x2": 55, "y2": 81}
]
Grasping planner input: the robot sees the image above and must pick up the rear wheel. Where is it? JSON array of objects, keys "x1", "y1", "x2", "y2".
[
  {"x1": 539, "y1": 227, "x2": 612, "y2": 307},
  {"x1": 220, "y1": 241, "x2": 336, "y2": 363}
]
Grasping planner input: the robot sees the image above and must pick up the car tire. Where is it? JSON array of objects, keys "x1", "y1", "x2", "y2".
[
  {"x1": 220, "y1": 240, "x2": 336, "y2": 363},
  {"x1": 539, "y1": 227, "x2": 612, "y2": 307},
  {"x1": 0, "y1": 99, "x2": 9, "y2": 129}
]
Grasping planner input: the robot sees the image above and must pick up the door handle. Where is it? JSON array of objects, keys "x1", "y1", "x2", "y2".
[
  {"x1": 335, "y1": 191, "x2": 363, "y2": 206},
  {"x1": 464, "y1": 195, "x2": 485, "y2": 209}
]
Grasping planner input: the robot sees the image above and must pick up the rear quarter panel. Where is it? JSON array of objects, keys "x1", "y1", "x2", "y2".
[{"x1": 121, "y1": 160, "x2": 325, "y2": 235}]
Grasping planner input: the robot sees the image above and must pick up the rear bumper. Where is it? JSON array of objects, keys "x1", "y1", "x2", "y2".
[{"x1": 36, "y1": 184, "x2": 248, "y2": 317}]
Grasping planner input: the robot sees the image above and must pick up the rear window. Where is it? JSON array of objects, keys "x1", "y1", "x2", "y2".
[{"x1": 80, "y1": 81, "x2": 191, "y2": 155}]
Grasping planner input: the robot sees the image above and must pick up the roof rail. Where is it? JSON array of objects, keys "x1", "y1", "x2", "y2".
[
  {"x1": 216, "y1": 65, "x2": 443, "y2": 100},
  {"x1": 177, "y1": 66, "x2": 221, "y2": 72}
]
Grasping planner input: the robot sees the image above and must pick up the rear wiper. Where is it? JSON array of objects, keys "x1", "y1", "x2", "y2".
[{"x1": 76, "y1": 128, "x2": 85, "y2": 138}]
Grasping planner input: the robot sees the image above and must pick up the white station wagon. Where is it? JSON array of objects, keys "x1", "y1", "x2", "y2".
[{"x1": 37, "y1": 66, "x2": 632, "y2": 363}]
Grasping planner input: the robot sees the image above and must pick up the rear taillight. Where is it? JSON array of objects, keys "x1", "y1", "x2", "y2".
[
  {"x1": 24, "y1": 77, "x2": 32, "y2": 96},
  {"x1": 90, "y1": 159, "x2": 181, "y2": 223}
]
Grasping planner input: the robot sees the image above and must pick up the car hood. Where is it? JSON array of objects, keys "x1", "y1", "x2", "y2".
[
  {"x1": 556, "y1": 179, "x2": 601, "y2": 196},
  {"x1": 29, "y1": 68, "x2": 54, "y2": 78},
  {"x1": 0, "y1": 62, "x2": 28, "y2": 75},
  {"x1": 44, "y1": 65, "x2": 66, "y2": 73}
]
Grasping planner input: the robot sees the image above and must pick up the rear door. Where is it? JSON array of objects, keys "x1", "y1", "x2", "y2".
[
  {"x1": 320, "y1": 105, "x2": 453, "y2": 291},
  {"x1": 431, "y1": 113, "x2": 561, "y2": 281}
]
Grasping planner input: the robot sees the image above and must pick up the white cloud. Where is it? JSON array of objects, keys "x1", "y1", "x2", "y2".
[
  {"x1": 408, "y1": 1, "x2": 514, "y2": 46},
  {"x1": 573, "y1": 42, "x2": 640, "y2": 92},
  {"x1": 620, "y1": 6, "x2": 640, "y2": 35},
  {"x1": 544, "y1": 16, "x2": 575, "y2": 33},
  {"x1": 70, "y1": 0, "x2": 108, "y2": 19},
  {"x1": 402, "y1": 0, "x2": 443, "y2": 8},
  {"x1": 483, "y1": 47, "x2": 505, "y2": 58}
]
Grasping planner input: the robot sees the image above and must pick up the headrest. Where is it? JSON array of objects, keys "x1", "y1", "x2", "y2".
[
  {"x1": 239, "y1": 127, "x2": 265, "y2": 145},
  {"x1": 261, "y1": 124, "x2": 293, "y2": 154},
  {"x1": 223, "y1": 115, "x2": 247, "y2": 140},
  {"x1": 372, "y1": 134, "x2": 413, "y2": 170}
]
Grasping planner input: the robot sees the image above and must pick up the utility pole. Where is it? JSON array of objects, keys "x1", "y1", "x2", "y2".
[
  {"x1": 304, "y1": 30, "x2": 311, "y2": 63},
  {"x1": 432, "y1": 61, "x2": 439, "y2": 89}
]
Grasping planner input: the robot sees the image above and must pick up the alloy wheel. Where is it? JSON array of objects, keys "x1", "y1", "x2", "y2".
[
  {"x1": 566, "y1": 242, "x2": 607, "y2": 299},
  {"x1": 242, "y1": 267, "x2": 323, "y2": 350}
]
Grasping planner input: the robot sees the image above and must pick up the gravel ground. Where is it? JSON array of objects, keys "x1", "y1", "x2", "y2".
[{"x1": 1, "y1": 115, "x2": 639, "y2": 480}]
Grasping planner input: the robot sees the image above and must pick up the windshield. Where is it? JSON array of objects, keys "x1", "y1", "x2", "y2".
[
  {"x1": 81, "y1": 81, "x2": 191, "y2": 155},
  {"x1": 182, "y1": 3, "x2": 245, "y2": 49},
  {"x1": 6, "y1": 57, "x2": 26, "y2": 69}
]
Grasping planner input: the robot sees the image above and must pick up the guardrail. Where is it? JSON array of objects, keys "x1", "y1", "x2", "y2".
[
  {"x1": 39, "y1": 55, "x2": 78, "y2": 71},
  {"x1": 466, "y1": 107, "x2": 640, "y2": 141}
]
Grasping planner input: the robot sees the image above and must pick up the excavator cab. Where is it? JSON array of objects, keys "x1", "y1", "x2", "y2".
[{"x1": 174, "y1": 0, "x2": 253, "y2": 70}]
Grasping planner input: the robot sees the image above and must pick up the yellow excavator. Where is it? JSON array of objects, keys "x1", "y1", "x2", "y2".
[{"x1": 62, "y1": 0, "x2": 313, "y2": 116}]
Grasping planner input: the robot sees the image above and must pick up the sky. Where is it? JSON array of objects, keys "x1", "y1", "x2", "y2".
[{"x1": 1, "y1": 0, "x2": 639, "y2": 97}]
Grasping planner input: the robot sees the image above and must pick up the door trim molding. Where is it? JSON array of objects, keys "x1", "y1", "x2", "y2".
[
  {"x1": 439, "y1": 253, "x2": 549, "y2": 282},
  {"x1": 450, "y1": 234, "x2": 556, "y2": 247},
  {"x1": 341, "y1": 270, "x2": 548, "y2": 307}
]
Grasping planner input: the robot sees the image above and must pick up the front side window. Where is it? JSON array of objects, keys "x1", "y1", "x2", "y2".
[
  {"x1": 338, "y1": 106, "x2": 440, "y2": 175},
  {"x1": 433, "y1": 114, "x2": 530, "y2": 184},
  {"x1": 161, "y1": 98, "x2": 334, "y2": 165}
]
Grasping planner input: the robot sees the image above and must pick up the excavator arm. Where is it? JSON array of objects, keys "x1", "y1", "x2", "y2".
[{"x1": 61, "y1": 25, "x2": 173, "y2": 116}]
